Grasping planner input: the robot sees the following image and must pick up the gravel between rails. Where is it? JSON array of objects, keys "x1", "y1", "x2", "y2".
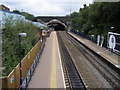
[
  {"x1": 66, "y1": 32, "x2": 120, "y2": 89},
  {"x1": 57, "y1": 31, "x2": 86, "y2": 89},
  {"x1": 58, "y1": 31, "x2": 116, "y2": 89}
]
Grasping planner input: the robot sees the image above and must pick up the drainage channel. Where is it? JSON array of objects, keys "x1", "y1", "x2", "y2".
[{"x1": 57, "y1": 32, "x2": 86, "y2": 89}]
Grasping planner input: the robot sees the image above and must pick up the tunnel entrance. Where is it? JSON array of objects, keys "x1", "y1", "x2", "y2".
[{"x1": 47, "y1": 19, "x2": 67, "y2": 31}]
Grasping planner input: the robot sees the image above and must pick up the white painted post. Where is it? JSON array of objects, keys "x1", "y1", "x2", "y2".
[{"x1": 97, "y1": 35, "x2": 100, "y2": 45}]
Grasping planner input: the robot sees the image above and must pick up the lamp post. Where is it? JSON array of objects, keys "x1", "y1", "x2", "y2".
[{"x1": 18, "y1": 33, "x2": 27, "y2": 89}]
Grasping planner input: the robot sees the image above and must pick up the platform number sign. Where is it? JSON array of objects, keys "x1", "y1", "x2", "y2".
[{"x1": 108, "y1": 32, "x2": 120, "y2": 54}]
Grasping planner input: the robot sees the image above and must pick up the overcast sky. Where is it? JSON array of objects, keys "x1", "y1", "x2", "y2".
[{"x1": 1, "y1": 0, "x2": 93, "y2": 16}]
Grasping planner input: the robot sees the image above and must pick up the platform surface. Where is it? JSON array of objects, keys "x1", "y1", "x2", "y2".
[
  {"x1": 68, "y1": 32, "x2": 120, "y2": 68},
  {"x1": 28, "y1": 31, "x2": 65, "y2": 88}
]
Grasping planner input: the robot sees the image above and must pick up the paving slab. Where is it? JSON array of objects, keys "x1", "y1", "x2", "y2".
[
  {"x1": 28, "y1": 31, "x2": 65, "y2": 88},
  {"x1": 68, "y1": 32, "x2": 120, "y2": 68}
]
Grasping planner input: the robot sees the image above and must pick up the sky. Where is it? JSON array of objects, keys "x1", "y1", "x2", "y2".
[{"x1": 1, "y1": 0, "x2": 93, "y2": 16}]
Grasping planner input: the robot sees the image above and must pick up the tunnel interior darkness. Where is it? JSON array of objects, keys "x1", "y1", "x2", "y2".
[{"x1": 48, "y1": 23, "x2": 66, "y2": 31}]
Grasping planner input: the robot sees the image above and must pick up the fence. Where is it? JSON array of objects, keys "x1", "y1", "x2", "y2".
[
  {"x1": 71, "y1": 30, "x2": 107, "y2": 48},
  {"x1": 2, "y1": 40, "x2": 45, "y2": 88}
]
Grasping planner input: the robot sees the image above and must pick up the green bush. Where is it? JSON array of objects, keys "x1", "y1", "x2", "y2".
[
  {"x1": 69, "y1": 2, "x2": 120, "y2": 41},
  {"x1": 2, "y1": 16, "x2": 40, "y2": 76}
]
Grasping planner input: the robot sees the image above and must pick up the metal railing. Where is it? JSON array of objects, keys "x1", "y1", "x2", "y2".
[{"x1": 70, "y1": 30, "x2": 107, "y2": 48}]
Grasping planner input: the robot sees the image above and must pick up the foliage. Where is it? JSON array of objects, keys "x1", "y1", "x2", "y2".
[
  {"x1": 2, "y1": 16, "x2": 40, "y2": 76},
  {"x1": 12, "y1": 10, "x2": 35, "y2": 20},
  {"x1": 69, "y1": 2, "x2": 120, "y2": 41}
]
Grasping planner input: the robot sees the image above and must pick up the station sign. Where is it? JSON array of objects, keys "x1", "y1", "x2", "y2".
[{"x1": 108, "y1": 32, "x2": 120, "y2": 54}]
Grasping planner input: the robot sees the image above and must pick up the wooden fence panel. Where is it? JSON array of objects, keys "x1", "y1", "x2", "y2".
[
  {"x1": 2, "y1": 41, "x2": 42, "y2": 88},
  {"x1": 21, "y1": 55, "x2": 28, "y2": 79},
  {"x1": 2, "y1": 78, "x2": 7, "y2": 88},
  {"x1": 7, "y1": 70, "x2": 15, "y2": 88},
  {"x1": 14, "y1": 64, "x2": 20, "y2": 88},
  {"x1": 30, "y1": 49, "x2": 35, "y2": 63},
  {"x1": 27, "y1": 52, "x2": 31, "y2": 71}
]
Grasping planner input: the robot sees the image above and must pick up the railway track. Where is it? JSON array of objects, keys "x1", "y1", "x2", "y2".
[
  {"x1": 57, "y1": 32, "x2": 86, "y2": 89},
  {"x1": 63, "y1": 31, "x2": 120, "y2": 89}
]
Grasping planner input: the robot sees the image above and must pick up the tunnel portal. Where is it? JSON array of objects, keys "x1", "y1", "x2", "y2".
[{"x1": 47, "y1": 19, "x2": 67, "y2": 31}]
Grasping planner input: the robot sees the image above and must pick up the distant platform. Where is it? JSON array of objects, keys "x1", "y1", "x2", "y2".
[{"x1": 68, "y1": 32, "x2": 120, "y2": 69}]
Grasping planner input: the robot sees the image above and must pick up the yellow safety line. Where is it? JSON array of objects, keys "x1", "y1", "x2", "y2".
[{"x1": 50, "y1": 32, "x2": 57, "y2": 88}]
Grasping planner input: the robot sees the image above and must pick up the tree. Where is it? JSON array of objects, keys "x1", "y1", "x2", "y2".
[
  {"x1": 2, "y1": 16, "x2": 40, "y2": 76},
  {"x1": 69, "y1": 2, "x2": 120, "y2": 41}
]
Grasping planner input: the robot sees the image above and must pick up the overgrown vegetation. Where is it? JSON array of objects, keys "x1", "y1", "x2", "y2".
[
  {"x1": 69, "y1": 2, "x2": 120, "y2": 41},
  {"x1": 12, "y1": 10, "x2": 35, "y2": 20},
  {"x1": 2, "y1": 16, "x2": 40, "y2": 76}
]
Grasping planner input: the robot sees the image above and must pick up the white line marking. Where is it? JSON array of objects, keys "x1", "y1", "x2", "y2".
[{"x1": 56, "y1": 32, "x2": 66, "y2": 88}]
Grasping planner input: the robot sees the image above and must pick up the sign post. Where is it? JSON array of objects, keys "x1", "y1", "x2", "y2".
[
  {"x1": 18, "y1": 33, "x2": 27, "y2": 89},
  {"x1": 100, "y1": 36, "x2": 104, "y2": 47}
]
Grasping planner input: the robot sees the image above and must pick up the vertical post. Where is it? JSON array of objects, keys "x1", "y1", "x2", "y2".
[
  {"x1": 18, "y1": 35, "x2": 22, "y2": 89},
  {"x1": 77, "y1": 30, "x2": 79, "y2": 35},
  {"x1": 18, "y1": 33, "x2": 27, "y2": 89},
  {"x1": 97, "y1": 35, "x2": 100, "y2": 45}
]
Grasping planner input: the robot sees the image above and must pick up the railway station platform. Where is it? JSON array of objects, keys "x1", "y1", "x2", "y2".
[
  {"x1": 68, "y1": 32, "x2": 120, "y2": 69},
  {"x1": 28, "y1": 31, "x2": 65, "y2": 88}
]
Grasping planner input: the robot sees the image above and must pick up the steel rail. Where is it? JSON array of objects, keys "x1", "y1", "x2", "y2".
[
  {"x1": 66, "y1": 32, "x2": 120, "y2": 89},
  {"x1": 57, "y1": 31, "x2": 86, "y2": 89}
]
